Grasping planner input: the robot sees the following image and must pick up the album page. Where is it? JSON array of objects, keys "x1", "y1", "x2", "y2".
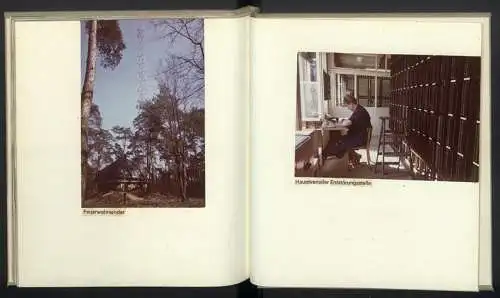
[
  {"x1": 9, "y1": 13, "x2": 250, "y2": 286},
  {"x1": 249, "y1": 15, "x2": 489, "y2": 291}
]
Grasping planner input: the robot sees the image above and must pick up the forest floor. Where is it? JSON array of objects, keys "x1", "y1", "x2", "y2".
[{"x1": 82, "y1": 191, "x2": 205, "y2": 208}]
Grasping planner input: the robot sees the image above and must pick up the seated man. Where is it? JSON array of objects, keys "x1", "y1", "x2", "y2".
[{"x1": 323, "y1": 94, "x2": 372, "y2": 164}]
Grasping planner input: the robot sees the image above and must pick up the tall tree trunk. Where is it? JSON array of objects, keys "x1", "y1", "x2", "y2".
[
  {"x1": 96, "y1": 154, "x2": 102, "y2": 173},
  {"x1": 146, "y1": 139, "x2": 151, "y2": 193},
  {"x1": 178, "y1": 139, "x2": 188, "y2": 201},
  {"x1": 180, "y1": 161, "x2": 187, "y2": 200},
  {"x1": 175, "y1": 154, "x2": 188, "y2": 201},
  {"x1": 81, "y1": 20, "x2": 98, "y2": 201},
  {"x1": 172, "y1": 100, "x2": 188, "y2": 201}
]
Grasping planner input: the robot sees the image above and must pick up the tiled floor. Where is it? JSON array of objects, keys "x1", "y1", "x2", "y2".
[{"x1": 319, "y1": 135, "x2": 413, "y2": 180}]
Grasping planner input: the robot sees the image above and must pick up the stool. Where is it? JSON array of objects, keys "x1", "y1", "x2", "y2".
[{"x1": 374, "y1": 116, "x2": 404, "y2": 175}]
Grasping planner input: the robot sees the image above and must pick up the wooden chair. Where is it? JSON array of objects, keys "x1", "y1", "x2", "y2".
[{"x1": 350, "y1": 127, "x2": 372, "y2": 169}]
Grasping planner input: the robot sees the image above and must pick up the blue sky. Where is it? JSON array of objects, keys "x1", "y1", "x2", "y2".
[{"x1": 81, "y1": 20, "x2": 195, "y2": 130}]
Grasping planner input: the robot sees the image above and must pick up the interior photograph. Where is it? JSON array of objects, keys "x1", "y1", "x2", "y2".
[{"x1": 295, "y1": 52, "x2": 481, "y2": 181}]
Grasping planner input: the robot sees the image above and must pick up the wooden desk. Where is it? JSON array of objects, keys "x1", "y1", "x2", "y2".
[
  {"x1": 295, "y1": 126, "x2": 349, "y2": 176},
  {"x1": 320, "y1": 125, "x2": 348, "y2": 156},
  {"x1": 321, "y1": 124, "x2": 348, "y2": 138},
  {"x1": 322, "y1": 125, "x2": 349, "y2": 133}
]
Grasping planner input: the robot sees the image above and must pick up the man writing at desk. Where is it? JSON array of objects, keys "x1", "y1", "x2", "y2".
[{"x1": 323, "y1": 94, "x2": 372, "y2": 165}]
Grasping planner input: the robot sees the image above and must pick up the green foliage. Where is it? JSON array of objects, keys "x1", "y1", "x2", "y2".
[
  {"x1": 87, "y1": 104, "x2": 115, "y2": 171},
  {"x1": 86, "y1": 20, "x2": 126, "y2": 70},
  {"x1": 111, "y1": 125, "x2": 133, "y2": 156}
]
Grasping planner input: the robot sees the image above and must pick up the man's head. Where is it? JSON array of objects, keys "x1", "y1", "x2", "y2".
[{"x1": 343, "y1": 94, "x2": 358, "y2": 111}]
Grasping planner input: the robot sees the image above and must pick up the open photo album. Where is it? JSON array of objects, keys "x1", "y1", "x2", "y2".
[{"x1": 5, "y1": 7, "x2": 492, "y2": 292}]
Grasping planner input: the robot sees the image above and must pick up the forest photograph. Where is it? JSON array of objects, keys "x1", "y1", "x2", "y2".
[{"x1": 80, "y1": 18, "x2": 205, "y2": 208}]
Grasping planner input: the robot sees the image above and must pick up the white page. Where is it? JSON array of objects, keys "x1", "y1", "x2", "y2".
[
  {"x1": 12, "y1": 17, "x2": 249, "y2": 287},
  {"x1": 250, "y1": 16, "x2": 489, "y2": 291},
  {"x1": 478, "y1": 16, "x2": 492, "y2": 290}
]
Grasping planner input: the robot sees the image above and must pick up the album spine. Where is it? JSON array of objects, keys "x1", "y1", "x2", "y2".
[{"x1": 5, "y1": 14, "x2": 19, "y2": 286}]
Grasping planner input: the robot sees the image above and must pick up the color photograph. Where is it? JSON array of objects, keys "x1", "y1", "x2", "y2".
[
  {"x1": 81, "y1": 18, "x2": 205, "y2": 208},
  {"x1": 295, "y1": 52, "x2": 481, "y2": 181}
]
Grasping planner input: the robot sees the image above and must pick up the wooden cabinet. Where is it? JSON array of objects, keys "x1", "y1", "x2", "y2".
[
  {"x1": 390, "y1": 55, "x2": 481, "y2": 181},
  {"x1": 295, "y1": 130, "x2": 322, "y2": 177}
]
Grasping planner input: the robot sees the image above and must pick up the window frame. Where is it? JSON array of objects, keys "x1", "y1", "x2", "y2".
[
  {"x1": 331, "y1": 67, "x2": 390, "y2": 108},
  {"x1": 377, "y1": 77, "x2": 391, "y2": 107},
  {"x1": 298, "y1": 52, "x2": 324, "y2": 121}
]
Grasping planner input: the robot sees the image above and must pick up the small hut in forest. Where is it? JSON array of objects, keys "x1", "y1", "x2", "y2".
[{"x1": 95, "y1": 156, "x2": 147, "y2": 193}]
